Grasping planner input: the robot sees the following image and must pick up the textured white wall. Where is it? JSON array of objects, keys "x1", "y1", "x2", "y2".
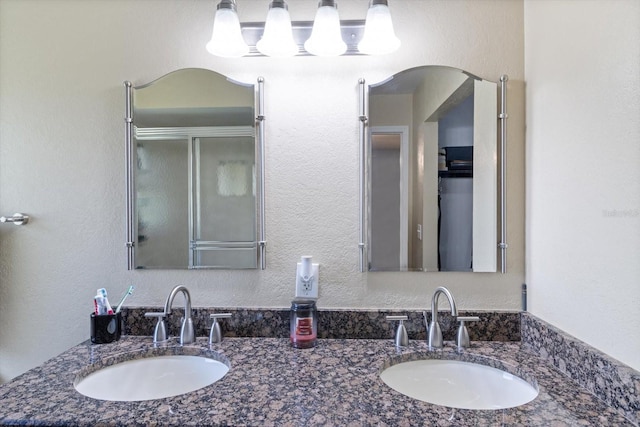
[
  {"x1": 525, "y1": 0, "x2": 640, "y2": 370},
  {"x1": 0, "y1": 0, "x2": 525, "y2": 381}
]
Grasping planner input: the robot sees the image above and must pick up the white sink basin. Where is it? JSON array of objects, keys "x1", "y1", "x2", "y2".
[
  {"x1": 74, "y1": 355, "x2": 229, "y2": 401},
  {"x1": 380, "y1": 358, "x2": 538, "y2": 410}
]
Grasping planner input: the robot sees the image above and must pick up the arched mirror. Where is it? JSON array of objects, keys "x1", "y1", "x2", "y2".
[
  {"x1": 125, "y1": 69, "x2": 266, "y2": 270},
  {"x1": 358, "y1": 66, "x2": 508, "y2": 273}
]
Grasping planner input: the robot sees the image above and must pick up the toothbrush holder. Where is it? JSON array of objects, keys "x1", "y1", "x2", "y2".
[{"x1": 90, "y1": 311, "x2": 122, "y2": 344}]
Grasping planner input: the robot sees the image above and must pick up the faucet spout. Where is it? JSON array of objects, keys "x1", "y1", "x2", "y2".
[
  {"x1": 431, "y1": 286, "x2": 458, "y2": 322},
  {"x1": 164, "y1": 285, "x2": 192, "y2": 315},
  {"x1": 164, "y1": 285, "x2": 195, "y2": 345},
  {"x1": 428, "y1": 286, "x2": 458, "y2": 349}
]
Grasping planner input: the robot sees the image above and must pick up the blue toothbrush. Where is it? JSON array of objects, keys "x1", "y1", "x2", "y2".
[{"x1": 115, "y1": 285, "x2": 135, "y2": 313}]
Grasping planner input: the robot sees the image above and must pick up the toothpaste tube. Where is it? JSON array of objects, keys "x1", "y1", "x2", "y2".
[
  {"x1": 95, "y1": 288, "x2": 114, "y2": 315},
  {"x1": 94, "y1": 294, "x2": 106, "y2": 315}
]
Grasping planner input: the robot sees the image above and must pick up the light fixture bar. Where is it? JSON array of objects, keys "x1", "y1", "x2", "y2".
[{"x1": 240, "y1": 20, "x2": 366, "y2": 57}]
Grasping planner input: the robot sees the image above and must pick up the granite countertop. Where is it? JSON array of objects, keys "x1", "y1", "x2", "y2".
[{"x1": 0, "y1": 337, "x2": 633, "y2": 426}]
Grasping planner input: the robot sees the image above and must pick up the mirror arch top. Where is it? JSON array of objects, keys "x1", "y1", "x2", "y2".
[
  {"x1": 133, "y1": 68, "x2": 255, "y2": 110},
  {"x1": 369, "y1": 65, "x2": 487, "y2": 91}
]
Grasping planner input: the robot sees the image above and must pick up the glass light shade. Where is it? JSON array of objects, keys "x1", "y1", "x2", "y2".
[
  {"x1": 358, "y1": 3, "x2": 401, "y2": 55},
  {"x1": 206, "y1": 8, "x2": 249, "y2": 58},
  {"x1": 304, "y1": 5, "x2": 347, "y2": 57},
  {"x1": 256, "y1": 5, "x2": 298, "y2": 57}
]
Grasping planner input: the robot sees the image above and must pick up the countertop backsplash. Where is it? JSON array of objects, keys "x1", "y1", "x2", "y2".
[
  {"x1": 122, "y1": 307, "x2": 521, "y2": 342},
  {"x1": 522, "y1": 312, "x2": 639, "y2": 425}
]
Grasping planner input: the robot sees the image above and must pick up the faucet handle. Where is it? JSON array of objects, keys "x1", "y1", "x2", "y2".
[
  {"x1": 386, "y1": 315, "x2": 409, "y2": 347},
  {"x1": 144, "y1": 312, "x2": 168, "y2": 343},
  {"x1": 209, "y1": 313, "x2": 232, "y2": 344},
  {"x1": 145, "y1": 311, "x2": 165, "y2": 317},
  {"x1": 456, "y1": 316, "x2": 480, "y2": 350}
]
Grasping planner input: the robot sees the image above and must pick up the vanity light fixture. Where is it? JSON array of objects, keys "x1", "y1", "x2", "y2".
[
  {"x1": 358, "y1": 0, "x2": 401, "y2": 55},
  {"x1": 206, "y1": 0, "x2": 400, "y2": 57},
  {"x1": 256, "y1": 0, "x2": 298, "y2": 57},
  {"x1": 304, "y1": 0, "x2": 347, "y2": 57},
  {"x1": 206, "y1": 0, "x2": 250, "y2": 58}
]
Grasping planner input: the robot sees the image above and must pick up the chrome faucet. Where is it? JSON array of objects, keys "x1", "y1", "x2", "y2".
[
  {"x1": 165, "y1": 285, "x2": 195, "y2": 345},
  {"x1": 427, "y1": 286, "x2": 458, "y2": 349},
  {"x1": 145, "y1": 285, "x2": 195, "y2": 345}
]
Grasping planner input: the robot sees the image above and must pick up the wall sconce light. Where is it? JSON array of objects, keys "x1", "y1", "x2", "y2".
[{"x1": 206, "y1": 0, "x2": 400, "y2": 57}]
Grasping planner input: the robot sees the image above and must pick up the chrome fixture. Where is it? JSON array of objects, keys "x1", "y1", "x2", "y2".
[
  {"x1": 455, "y1": 316, "x2": 480, "y2": 350},
  {"x1": 386, "y1": 315, "x2": 408, "y2": 347},
  {"x1": 427, "y1": 286, "x2": 458, "y2": 349},
  {"x1": 165, "y1": 285, "x2": 196, "y2": 345},
  {"x1": 144, "y1": 311, "x2": 168, "y2": 344},
  {"x1": 0, "y1": 213, "x2": 29, "y2": 226},
  {"x1": 207, "y1": 0, "x2": 400, "y2": 57},
  {"x1": 357, "y1": 78, "x2": 367, "y2": 272},
  {"x1": 209, "y1": 313, "x2": 232, "y2": 344},
  {"x1": 145, "y1": 285, "x2": 195, "y2": 345},
  {"x1": 257, "y1": 76, "x2": 267, "y2": 270},
  {"x1": 499, "y1": 75, "x2": 509, "y2": 273}
]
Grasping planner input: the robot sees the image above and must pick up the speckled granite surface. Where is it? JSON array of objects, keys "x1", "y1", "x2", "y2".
[
  {"x1": 0, "y1": 336, "x2": 634, "y2": 426},
  {"x1": 122, "y1": 307, "x2": 521, "y2": 341},
  {"x1": 522, "y1": 312, "x2": 640, "y2": 425}
]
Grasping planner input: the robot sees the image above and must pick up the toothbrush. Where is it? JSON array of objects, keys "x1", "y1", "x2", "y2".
[{"x1": 115, "y1": 285, "x2": 134, "y2": 313}]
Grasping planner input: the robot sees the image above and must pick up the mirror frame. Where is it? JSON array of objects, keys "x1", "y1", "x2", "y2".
[
  {"x1": 358, "y1": 69, "x2": 509, "y2": 273},
  {"x1": 124, "y1": 70, "x2": 266, "y2": 270}
]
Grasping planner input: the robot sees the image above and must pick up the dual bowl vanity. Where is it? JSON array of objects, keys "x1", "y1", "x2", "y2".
[{"x1": 0, "y1": 330, "x2": 633, "y2": 426}]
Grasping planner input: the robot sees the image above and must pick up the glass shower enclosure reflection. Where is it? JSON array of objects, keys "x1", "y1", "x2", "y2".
[{"x1": 135, "y1": 133, "x2": 256, "y2": 269}]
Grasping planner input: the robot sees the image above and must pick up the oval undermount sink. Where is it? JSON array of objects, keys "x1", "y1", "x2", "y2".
[
  {"x1": 380, "y1": 358, "x2": 538, "y2": 410},
  {"x1": 74, "y1": 354, "x2": 229, "y2": 401}
]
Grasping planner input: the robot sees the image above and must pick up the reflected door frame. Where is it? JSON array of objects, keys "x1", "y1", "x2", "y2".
[{"x1": 370, "y1": 126, "x2": 409, "y2": 270}]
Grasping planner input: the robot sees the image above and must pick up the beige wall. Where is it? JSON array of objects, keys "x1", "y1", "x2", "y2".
[
  {"x1": 0, "y1": 0, "x2": 525, "y2": 381},
  {"x1": 525, "y1": 0, "x2": 640, "y2": 370}
]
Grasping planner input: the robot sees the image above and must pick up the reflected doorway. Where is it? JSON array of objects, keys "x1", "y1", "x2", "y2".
[{"x1": 370, "y1": 126, "x2": 409, "y2": 271}]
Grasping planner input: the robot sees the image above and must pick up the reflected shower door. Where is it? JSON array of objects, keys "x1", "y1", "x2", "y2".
[
  {"x1": 135, "y1": 139, "x2": 190, "y2": 267},
  {"x1": 191, "y1": 136, "x2": 257, "y2": 268}
]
